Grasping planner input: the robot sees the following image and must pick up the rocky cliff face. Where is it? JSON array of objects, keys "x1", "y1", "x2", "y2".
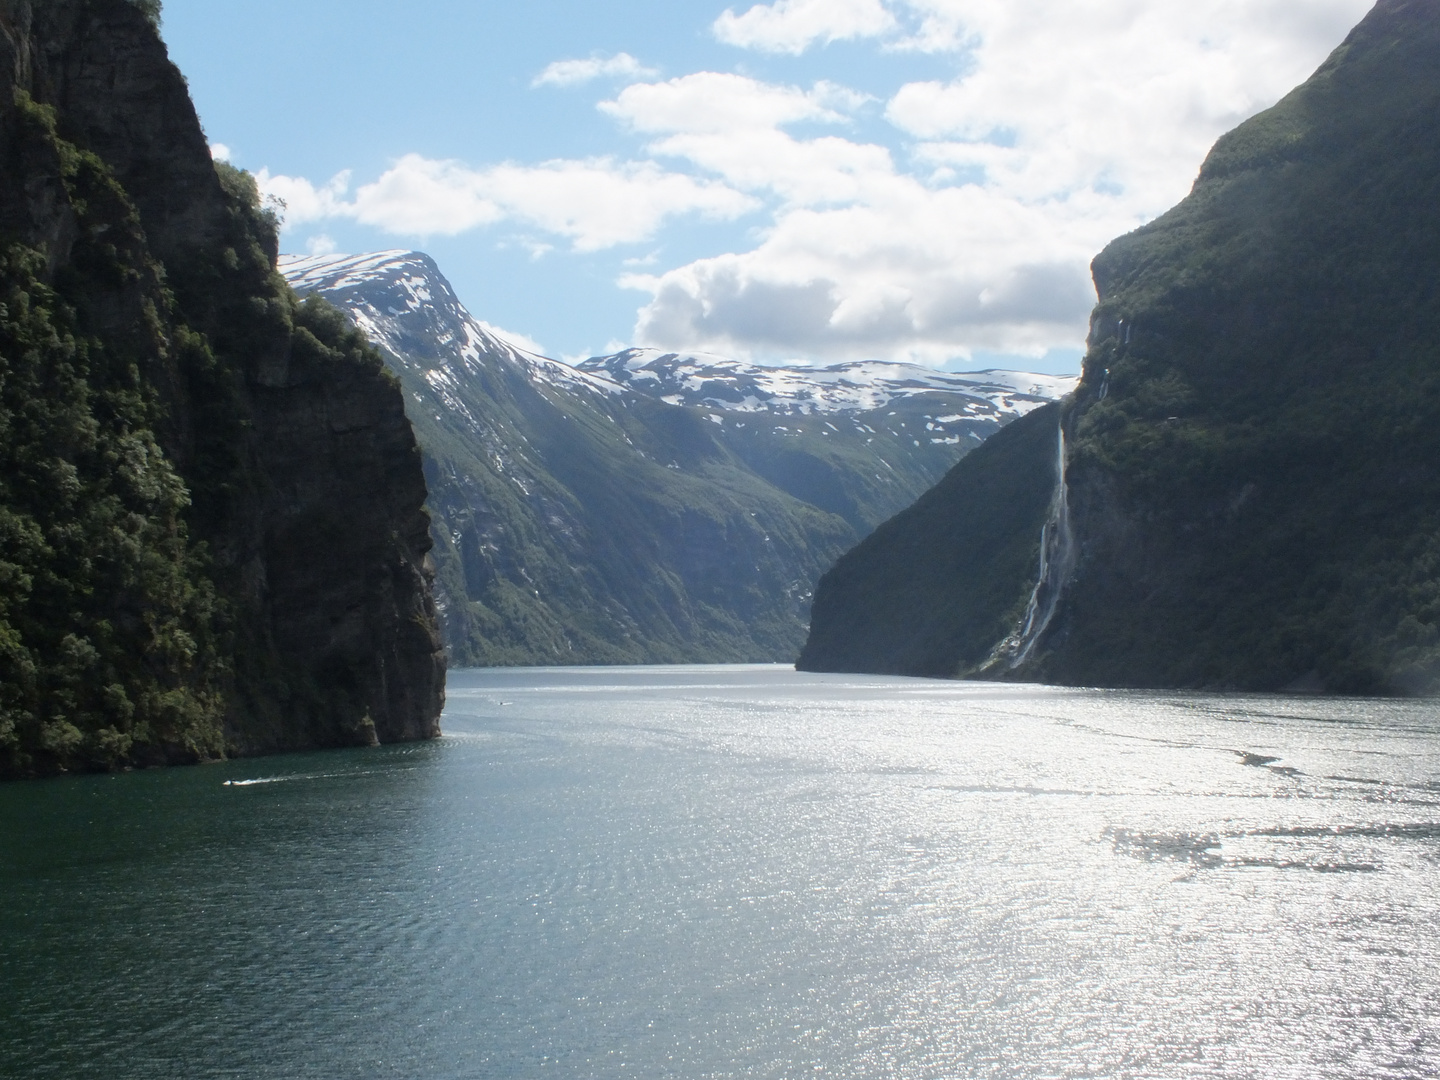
[
  {"x1": 0, "y1": 0, "x2": 443, "y2": 776},
  {"x1": 802, "y1": 0, "x2": 1440, "y2": 694}
]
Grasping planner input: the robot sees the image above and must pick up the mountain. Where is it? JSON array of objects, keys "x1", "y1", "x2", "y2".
[
  {"x1": 0, "y1": 0, "x2": 443, "y2": 778},
  {"x1": 576, "y1": 349, "x2": 1068, "y2": 423},
  {"x1": 577, "y1": 349, "x2": 1071, "y2": 533},
  {"x1": 282, "y1": 251, "x2": 1075, "y2": 666},
  {"x1": 801, "y1": 0, "x2": 1440, "y2": 695},
  {"x1": 798, "y1": 402, "x2": 1065, "y2": 678}
]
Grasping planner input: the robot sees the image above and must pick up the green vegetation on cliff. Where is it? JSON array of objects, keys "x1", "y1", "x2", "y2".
[
  {"x1": 1048, "y1": 0, "x2": 1440, "y2": 693},
  {"x1": 0, "y1": 92, "x2": 225, "y2": 772},
  {"x1": 802, "y1": 0, "x2": 1440, "y2": 694},
  {"x1": 0, "y1": 0, "x2": 442, "y2": 776}
]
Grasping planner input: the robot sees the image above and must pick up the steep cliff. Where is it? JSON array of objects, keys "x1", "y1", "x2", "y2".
[
  {"x1": 0, "y1": 0, "x2": 443, "y2": 777},
  {"x1": 802, "y1": 0, "x2": 1440, "y2": 694},
  {"x1": 798, "y1": 403, "x2": 1060, "y2": 676}
]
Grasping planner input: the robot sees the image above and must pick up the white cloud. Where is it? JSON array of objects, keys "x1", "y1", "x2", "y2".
[
  {"x1": 480, "y1": 320, "x2": 546, "y2": 356},
  {"x1": 254, "y1": 0, "x2": 1375, "y2": 366},
  {"x1": 258, "y1": 156, "x2": 756, "y2": 252},
  {"x1": 883, "y1": 0, "x2": 1375, "y2": 215},
  {"x1": 621, "y1": 0, "x2": 1373, "y2": 363},
  {"x1": 209, "y1": 143, "x2": 231, "y2": 162},
  {"x1": 533, "y1": 52, "x2": 657, "y2": 88},
  {"x1": 602, "y1": 72, "x2": 852, "y2": 135},
  {"x1": 887, "y1": 0, "x2": 1369, "y2": 56},
  {"x1": 431, "y1": 158, "x2": 755, "y2": 251},
  {"x1": 714, "y1": 0, "x2": 896, "y2": 54},
  {"x1": 304, "y1": 234, "x2": 338, "y2": 256},
  {"x1": 256, "y1": 169, "x2": 353, "y2": 224},
  {"x1": 346, "y1": 156, "x2": 504, "y2": 235},
  {"x1": 623, "y1": 185, "x2": 1101, "y2": 364},
  {"x1": 603, "y1": 73, "x2": 885, "y2": 207},
  {"x1": 606, "y1": 72, "x2": 1106, "y2": 361}
]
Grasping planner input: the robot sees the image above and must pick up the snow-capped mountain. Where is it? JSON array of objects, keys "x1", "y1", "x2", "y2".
[
  {"x1": 579, "y1": 348, "x2": 1075, "y2": 420},
  {"x1": 280, "y1": 250, "x2": 1078, "y2": 668},
  {"x1": 281, "y1": 251, "x2": 620, "y2": 415},
  {"x1": 280, "y1": 251, "x2": 1076, "y2": 442}
]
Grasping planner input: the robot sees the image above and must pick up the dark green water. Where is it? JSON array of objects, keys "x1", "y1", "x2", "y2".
[{"x1": 3, "y1": 666, "x2": 1439, "y2": 1078}]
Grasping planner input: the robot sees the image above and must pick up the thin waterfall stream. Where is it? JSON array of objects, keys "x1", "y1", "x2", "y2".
[{"x1": 988, "y1": 417, "x2": 1076, "y2": 670}]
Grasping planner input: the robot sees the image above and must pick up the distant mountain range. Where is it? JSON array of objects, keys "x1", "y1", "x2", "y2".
[
  {"x1": 577, "y1": 348, "x2": 1072, "y2": 421},
  {"x1": 282, "y1": 251, "x2": 1075, "y2": 665}
]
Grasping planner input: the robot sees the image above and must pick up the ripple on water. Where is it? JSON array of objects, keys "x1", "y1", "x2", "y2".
[{"x1": 1, "y1": 666, "x2": 1438, "y2": 1079}]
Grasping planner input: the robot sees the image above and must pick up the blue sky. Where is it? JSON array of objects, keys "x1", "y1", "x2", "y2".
[{"x1": 159, "y1": 0, "x2": 1371, "y2": 372}]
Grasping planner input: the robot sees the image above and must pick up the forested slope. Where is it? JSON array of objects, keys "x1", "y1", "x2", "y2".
[{"x1": 0, "y1": 0, "x2": 443, "y2": 777}]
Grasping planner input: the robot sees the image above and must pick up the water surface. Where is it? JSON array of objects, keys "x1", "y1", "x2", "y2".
[{"x1": 3, "y1": 666, "x2": 1439, "y2": 1078}]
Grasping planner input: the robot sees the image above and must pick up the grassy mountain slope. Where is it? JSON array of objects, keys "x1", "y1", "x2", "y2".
[
  {"x1": 803, "y1": 0, "x2": 1440, "y2": 694},
  {"x1": 418, "y1": 358, "x2": 856, "y2": 665}
]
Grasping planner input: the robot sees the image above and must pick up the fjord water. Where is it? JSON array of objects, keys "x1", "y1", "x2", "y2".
[{"x1": 3, "y1": 668, "x2": 1439, "y2": 1079}]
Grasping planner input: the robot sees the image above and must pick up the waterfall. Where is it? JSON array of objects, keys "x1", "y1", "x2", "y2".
[{"x1": 987, "y1": 419, "x2": 1076, "y2": 671}]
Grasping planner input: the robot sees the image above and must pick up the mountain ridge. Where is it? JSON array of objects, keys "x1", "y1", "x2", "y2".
[{"x1": 282, "y1": 250, "x2": 1075, "y2": 666}]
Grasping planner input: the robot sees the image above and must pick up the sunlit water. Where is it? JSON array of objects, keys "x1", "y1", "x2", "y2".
[{"x1": 3, "y1": 666, "x2": 1440, "y2": 1079}]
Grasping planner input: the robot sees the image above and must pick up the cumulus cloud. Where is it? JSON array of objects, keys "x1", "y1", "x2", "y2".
[
  {"x1": 209, "y1": 143, "x2": 231, "y2": 162},
  {"x1": 602, "y1": 73, "x2": 889, "y2": 206},
  {"x1": 887, "y1": 0, "x2": 1369, "y2": 56},
  {"x1": 608, "y1": 71, "x2": 1108, "y2": 361},
  {"x1": 602, "y1": 72, "x2": 853, "y2": 134},
  {"x1": 624, "y1": 187, "x2": 1101, "y2": 363},
  {"x1": 455, "y1": 159, "x2": 755, "y2": 251},
  {"x1": 620, "y1": 0, "x2": 1372, "y2": 362},
  {"x1": 883, "y1": 0, "x2": 1375, "y2": 216},
  {"x1": 256, "y1": 169, "x2": 353, "y2": 224},
  {"x1": 479, "y1": 320, "x2": 547, "y2": 356},
  {"x1": 257, "y1": 156, "x2": 756, "y2": 251},
  {"x1": 533, "y1": 52, "x2": 657, "y2": 88},
  {"x1": 714, "y1": 0, "x2": 896, "y2": 54},
  {"x1": 254, "y1": 0, "x2": 1374, "y2": 365}
]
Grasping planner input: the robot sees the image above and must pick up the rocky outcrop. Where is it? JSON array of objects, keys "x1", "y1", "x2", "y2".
[{"x1": 0, "y1": 0, "x2": 442, "y2": 776}]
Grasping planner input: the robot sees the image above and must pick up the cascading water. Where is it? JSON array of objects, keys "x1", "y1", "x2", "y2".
[{"x1": 987, "y1": 419, "x2": 1077, "y2": 671}]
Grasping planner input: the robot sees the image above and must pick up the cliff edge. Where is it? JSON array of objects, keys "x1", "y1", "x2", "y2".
[{"x1": 0, "y1": 0, "x2": 444, "y2": 776}]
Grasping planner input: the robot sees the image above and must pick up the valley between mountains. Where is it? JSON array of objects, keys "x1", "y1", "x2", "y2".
[{"x1": 282, "y1": 251, "x2": 1073, "y2": 666}]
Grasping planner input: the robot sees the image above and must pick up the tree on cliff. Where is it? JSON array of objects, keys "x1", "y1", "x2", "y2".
[{"x1": 127, "y1": 0, "x2": 160, "y2": 27}]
